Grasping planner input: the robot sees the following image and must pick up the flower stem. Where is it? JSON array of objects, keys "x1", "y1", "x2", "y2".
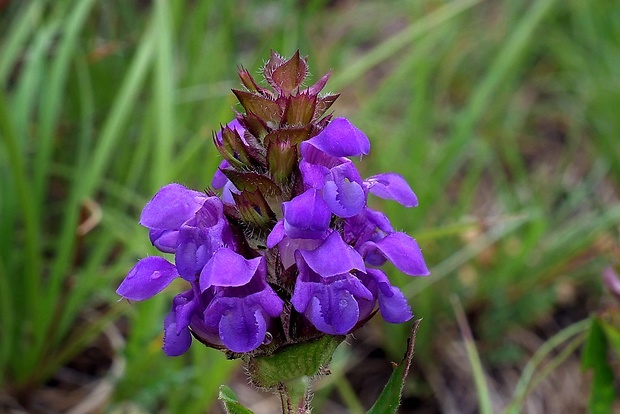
[{"x1": 279, "y1": 376, "x2": 311, "y2": 414}]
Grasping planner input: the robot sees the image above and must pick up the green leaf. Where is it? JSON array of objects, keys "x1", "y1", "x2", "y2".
[
  {"x1": 582, "y1": 318, "x2": 616, "y2": 414},
  {"x1": 218, "y1": 385, "x2": 254, "y2": 414},
  {"x1": 599, "y1": 318, "x2": 620, "y2": 355},
  {"x1": 367, "y1": 320, "x2": 421, "y2": 414},
  {"x1": 451, "y1": 296, "x2": 492, "y2": 414},
  {"x1": 247, "y1": 335, "x2": 344, "y2": 389}
]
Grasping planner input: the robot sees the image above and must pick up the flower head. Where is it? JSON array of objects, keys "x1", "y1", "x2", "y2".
[{"x1": 117, "y1": 51, "x2": 428, "y2": 358}]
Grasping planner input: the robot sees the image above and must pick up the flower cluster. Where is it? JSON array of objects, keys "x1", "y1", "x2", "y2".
[{"x1": 117, "y1": 51, "x2": 429, "y2": 357}]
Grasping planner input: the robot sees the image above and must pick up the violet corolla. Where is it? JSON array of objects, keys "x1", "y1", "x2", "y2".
[{"x1": 117, "y1": 51, "x2": 429, "y2": 362}]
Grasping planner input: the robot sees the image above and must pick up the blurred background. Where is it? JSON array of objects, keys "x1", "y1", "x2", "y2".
[{"x1": 1, "y1": 0, "x2": 619, "y2": 413}]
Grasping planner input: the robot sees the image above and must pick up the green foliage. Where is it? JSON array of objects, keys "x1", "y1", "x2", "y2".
[
  {"x1": 505, "y1": 318, "x2": 590, "y2": 413},
  {"x1": 451, "y1": 297, "x2": 493, "y2": 414},
  {"x1": 0, "y1": 0, "x2": 118, "y2": 390},
  {"x1": 582, "y1": 318, "x2": 617, "y2": 414},
  {"x1": 367, "y1": 321, "x2": 420, "y2": 414},
  {"x1": 219, "y1": 386, "x2": 255, "y2": 414},
  {"x1": 247, "y1": 336, "x2": 344, "y2": 389}
]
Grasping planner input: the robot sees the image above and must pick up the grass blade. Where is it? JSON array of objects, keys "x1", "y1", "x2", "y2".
[
  {"x1": 152, "y1": 0, "x2": 175, "y2": 189},
  {"x1": 33, "y1": 0, "x2": 97, "y2": 206},
  {"x1": 41, "y1": 9, "x2": 157, "y2": 367},
  {"x1": 451, "y1": 296, "x2": 493, "y2": 414},
  {"x1": 330, "y1": 0, "x2": 482, "y2": 90},
  {"x1": 0, "y1": 1, "x2": 44, "y2": 82},
  {"x1": 505, "y1": 318, "x2": 591, "y2": 413},
  {"x1": 581, "y1": 318, "x2": 616, "y2": 414},
  {"x1": 0, "y1": 87, "x2": 43, "y2": 354},
  {"x1": 433, "y1": 0, "x2": 559, "y2": 190}
]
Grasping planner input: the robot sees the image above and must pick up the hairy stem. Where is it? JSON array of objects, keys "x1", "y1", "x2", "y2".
[{"x1": 279, "y1": 376, "x2": 311, "y2": 414}]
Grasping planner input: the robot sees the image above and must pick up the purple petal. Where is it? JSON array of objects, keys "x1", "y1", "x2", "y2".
[
  {"x1": 361, "y1": 232, "x2": 429, "y2": 276},
  {"x1": 283, "y1": 188, "x2": 331, "y2": 239},
  {"x1": 252, "y1": 289, "x2": 285, "y2": 318},
  {"x1": 149, "y1": 229, "x2": 178, "y2": 253},
  {"x1": 291, "y1": 254, "x2": 321, "y2": 312},
  {"x1": 163, "y1": 317, "x2": 192, "y2": 356},
  {"x1": 343, "y1": 208, "x2": 392, "y2": 247},
  {"x1": 299, "y1": 231, "x2": 365, "y2": 277},
  {"x1": 221, "y1": 181, "x2": 240, "y2": 204},
  {"x1": 299, "y1": 159, "x2": 330, "y2": 189},
  {"x1": 200, "y1": 249, "x2": 262, "y2": 290},
  {"x1": 266, "y1": 220, "x2": 286, "y2": 248},
  {"x1": 305, "y1": 118, "x2": 370, "y2": 157},
  {"x1": 163, "y1": 296, "x2": 196, "y2": 356},
  {"x1": 117, "y1": 257, "x2": 179, "y2": 301},
  {"x1": 307, "y1": 286, "x2": 359, "y2": 335},
  {"x1": 300, "y1": 143, "x2": 347, "y2": 169},
  {"x1": 140, "y1": 183, "x2": 206, "y2": 230},
  {"x1": 365, "y1": 269, "x2": 412, "y2": 323},
  {"x1": 342, "y1": 273, "x2": 374, "y2": 301},
  {"x1": 215, "y1": 119, "x2": 245, "y2": 144},
  {"x1": 332, "y1": 159, "x2": 363, "y2": 183},
  {"x1": 323, "y1": 164, "x2": 366, "y2": 218},
  {"x1": 171, "y1": 290, "x2": 199, "y2": 335},
  {"x1": 187, "y1": 315, "x2": 221, "y2": 349},
  {"x1": 194, "y1": 196, "x2": 226, "y2": 227},
  {"x1": 603, "y1": 267, "x2": 620, "y2": 300},
  {"x1": 378, "y1": 287, "x2": 412, "y2": 323},
  {"x1": 364, "y1": 208, "x2": 394, "y2": 233},
  {"x1": 365, "y1": 173, "x2": 418, "y2": 207},
  {"x1": 291, "y1": 270, "x2": 313, "y2": 313},
  {"x1": 279, "y1": 237, "x2": 322, "y2": 269},
  {"x1": 211, "y1": 160, "x2": 230, "y2": 189},
  {"x1": 175, "y1": 226, "x2": 214, "y2": 281},
  {"x1": 323, "y1": 180, "x2": 364, "y2": 217},
  {"x1": 217, "y1": 301, "x2": 267, "y2": 353},
  {"x1": 293, "y1": 259, "x2": 371, "y2": 334}
]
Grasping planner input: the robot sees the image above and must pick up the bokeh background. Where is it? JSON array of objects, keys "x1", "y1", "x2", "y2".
[{"x1": 1, "y1": 0, "x2": 619, "y2": 413}]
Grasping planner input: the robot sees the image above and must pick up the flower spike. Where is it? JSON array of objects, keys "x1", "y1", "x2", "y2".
[{"x1": 116, "y1": 51, "x2": 428, "y2": 364}]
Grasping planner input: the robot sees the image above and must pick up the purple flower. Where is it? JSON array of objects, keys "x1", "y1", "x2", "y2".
[
  {"x1": 302, "y1": 117, "x2": 370, "y2": 157},
  {"x1": 163, "y1": 290, "x2": 198, "y2": 356},
  {"x1": 119, "y1": 249, "x2": 284, "y2": 355},
  {"x1": 140, "y1": 183, "x2": 209, "y2": 253},
  {"x1": 357, "y1": 269, "x2": 412, "y2": 323},
  {"x1": 117, "y1": 256, "x2": 180, "y2": 301},
  {"x1": 118, "y1": 52, "x2": 429, "y2": 360},
  {"x1": 117, "y1": 182, "x2": 284, "y2": 355},
  {"x1": 282, "y1": 188, "x2": 331, "y2": 239},
  {"x1": 359, "y1": 232, "x2": 429, "y2": 276},
  {"x1": 364, "y1": 172, "x2": 418, "y2": 207},
  {"x1": 291, "y1": 232, "x2": 371, "y2": 334},
  {"x1": 289, "y1": 230, "x2": 419, "y2": 334},
  {"x1": 291, "y1": 265, "x2": 372, "y2": 335},
  {"x1": 202, "y1": 257, "x2": 284, "y2": 353},
  {"x1": 344, "y1": 207, "x2": 429, "y2": 276},
  {"x1": 300, "y1": 144, "x2": 366, "y2": 219},
  {"x1": 137, "y1": 184, "x2": 237, "y2": 278}
]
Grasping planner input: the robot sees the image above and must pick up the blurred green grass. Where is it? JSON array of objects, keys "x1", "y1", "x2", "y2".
[{"x1": 1, "y1": 0, "x2": 619, "y2": 412}]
